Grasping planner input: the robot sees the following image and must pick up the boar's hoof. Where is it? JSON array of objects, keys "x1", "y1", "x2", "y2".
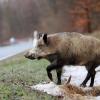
[
  {"x1": 57, "y1": 81, "x2": 61, "y2": 85},
  {"x1": 80, "y1": 83, "x2": 87, "y2": 87}
]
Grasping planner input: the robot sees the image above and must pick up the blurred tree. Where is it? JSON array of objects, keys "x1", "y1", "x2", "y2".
[
  {"x1": 70, "y1": 0, "x2": 100, "y2": 33},
  {"x1": 0, "y1": 4, "x2": 3, "y2": 41},
  {"x1": 7, "y1": 0, "x2": 41, "y2": 37},
  {"x1": 0, "y1": 0, "x2": 100, "y2": 42}
]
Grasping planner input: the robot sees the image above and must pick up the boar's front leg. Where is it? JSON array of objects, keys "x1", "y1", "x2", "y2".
[
  {"x1": 46, "y1": 60, "x2": 63, "y2": 84},
  {"x1": 46, "y1": 61, "x2": 57, "y2": 81}
]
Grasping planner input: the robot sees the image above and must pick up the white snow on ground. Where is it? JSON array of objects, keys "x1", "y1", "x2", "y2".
[
  {"x1": 96, "y1": 96, "x2": 100, "y2": 100},
  {"x1": 62, "y1": 65, "x2": 100, "y2": 86},
  {"x1": 61, "y1": 66, "x2": 88, "y2": 86},
  {"x1": 31, "y1": 65, "x2": 100, "y2": 98},
  {"x1": 31, "y1": 82, "x2": 63, "y2": 96}
]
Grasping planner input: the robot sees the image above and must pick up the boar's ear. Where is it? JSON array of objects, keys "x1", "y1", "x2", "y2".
[{"x1": 43, "y1": 33, "x2": 48, "y2": 45}]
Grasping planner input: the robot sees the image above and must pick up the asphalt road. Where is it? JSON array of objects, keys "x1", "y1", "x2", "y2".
[{"x1": 0, "y1": 40, "x2": 32, "y2": 61}]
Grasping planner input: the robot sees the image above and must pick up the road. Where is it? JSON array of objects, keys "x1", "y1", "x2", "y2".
[{"x1": 0, "y1": 40, "x2": 32, "y2": 61}]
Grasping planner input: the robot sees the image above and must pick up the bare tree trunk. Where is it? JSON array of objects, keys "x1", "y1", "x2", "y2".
[{"x1": 85, "y1": 8, "x2": 92, "y2": 33}]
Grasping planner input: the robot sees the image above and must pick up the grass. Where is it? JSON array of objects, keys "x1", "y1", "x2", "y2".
[{"x1": 0, "y1": 53, "x2": 58, "y2": 100}]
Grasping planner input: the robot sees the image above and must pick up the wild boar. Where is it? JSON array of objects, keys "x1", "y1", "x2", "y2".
[{"x1": 25, "y1": 30, "x2": 100, "y2": 87}]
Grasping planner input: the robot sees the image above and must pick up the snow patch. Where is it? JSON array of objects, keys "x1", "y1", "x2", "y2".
[
  {"x1": 62, "y1": 66, "x2": 88, "y2": 86},
  {"x1": 62, "y1": 65, "x2": 100, "y2": 86},
  {"x1": 96, "y1": 96, "x2": 100, "y2": 100},
  {"x1": 30, "y1": 65, "x2": 100, "y2": 97},
  {"x1": 31, "y1": 82, "x2": 63, "y2": 96}
]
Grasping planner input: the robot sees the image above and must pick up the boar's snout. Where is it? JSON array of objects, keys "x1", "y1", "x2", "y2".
[{"x1": 24, "y1": 52, "x2": 35, "y2": 60}]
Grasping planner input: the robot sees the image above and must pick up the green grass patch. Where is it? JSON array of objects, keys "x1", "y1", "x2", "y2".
[{"x1": 0, "y1": 54, "x2": 58, "y2": 100}]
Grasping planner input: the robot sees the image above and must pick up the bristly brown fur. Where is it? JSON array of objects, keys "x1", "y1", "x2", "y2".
[
  {"x1": 46, "y1": 32, "x2": 100, "y2": 86},
  {"x1": 25, "y1": 32, "x2": 100, "y2": 87},
  {"x1": 48, "y1": 32, "x2": 100, "y2": 66}
]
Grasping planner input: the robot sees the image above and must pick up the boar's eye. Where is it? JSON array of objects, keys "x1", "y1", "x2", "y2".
[{"x1": 43, "y1": 33, "x2": 48, "y2": 45}]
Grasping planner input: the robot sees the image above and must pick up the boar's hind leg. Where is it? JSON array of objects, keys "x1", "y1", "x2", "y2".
[
  {"x1": 56, "y1": 68, "x2": 62, "y2": 85},
  {"x1": 81, "y1": 66, "x2": 96, "y2": 87},
  {"x1": 89, "y1": 69, "x2": 96, "y2": 87},
  {"x1": 80, "y1": 70, "x2": 91, "y2": 87}
]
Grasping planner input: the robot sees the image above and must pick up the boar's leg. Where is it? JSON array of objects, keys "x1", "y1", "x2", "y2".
[
  {"x1": 80, "y1": 65, "x2": 92, "y2": 87},
  {"x1": 80, "y1": 65, "x2": 96, "y2": 87},
  {"x1": 89, "y1": 64, "x2": 97, "y2": 87},
  {"x1": 90, "y1": 69, "x2": 96, "y2": 87},
  {"x1": 80, "y1": 70, "x2": 91, "y2": 87},
  {"x1": 46, "y1": 61, "x2": 57, "y2": 81},
  {"x1": 46, "y1": 60, "x2": 63, "y2": 84},
  {"x1": 56, "y1": 68, "x2": 62, "y2": 85}
]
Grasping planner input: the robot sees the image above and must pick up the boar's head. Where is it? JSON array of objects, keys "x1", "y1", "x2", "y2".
[{"x1": 24, "y1": 31, "x2": 58, "y2": 61}]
